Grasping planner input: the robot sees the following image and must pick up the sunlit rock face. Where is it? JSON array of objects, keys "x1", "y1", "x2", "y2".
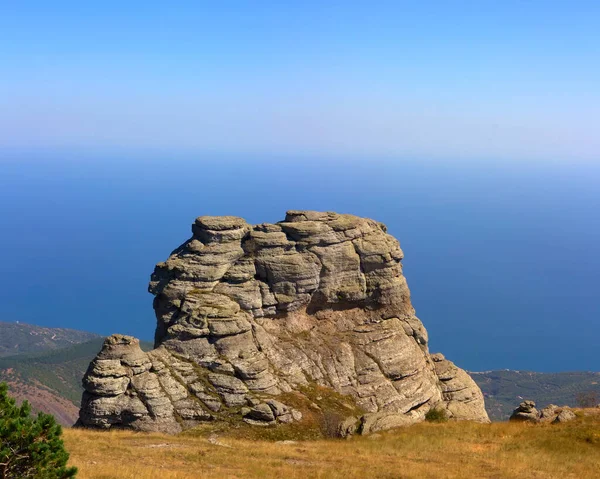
[{"x1": 78, "y1": 211, "x2": 489, "y2": 434}]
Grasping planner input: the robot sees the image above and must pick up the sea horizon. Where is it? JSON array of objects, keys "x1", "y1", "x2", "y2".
[{"x1": 1, "y1": 151, "x2": 598, "y2": 373}]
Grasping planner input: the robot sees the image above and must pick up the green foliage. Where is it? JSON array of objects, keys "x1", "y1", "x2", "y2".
[
  {"x1": 425, "y1": 407, "x2": 448, "y2": 423},
  {"x1": 0, "y1": 383, "x2": 77, "y2": 478}
]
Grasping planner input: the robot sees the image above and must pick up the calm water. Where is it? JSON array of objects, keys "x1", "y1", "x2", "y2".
[{"x1": 1, "y1": 153, "x2": 598, "y2": 372}]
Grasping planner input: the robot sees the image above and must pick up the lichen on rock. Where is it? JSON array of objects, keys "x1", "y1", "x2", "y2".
[{"x1": 78, "y1": 211, "x2": 489, "y2": 434}]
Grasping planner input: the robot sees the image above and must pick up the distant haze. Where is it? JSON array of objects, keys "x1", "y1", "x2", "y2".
[{"x1": 0, "y1": 1, "x2": 599, "y2": 162}]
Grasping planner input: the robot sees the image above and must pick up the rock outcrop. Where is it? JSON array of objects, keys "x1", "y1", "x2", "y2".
[
  {"x1": 78, "y1": 211, "x2": 489, "y2": 433},
  {"x1": 509, "y1": 400, "x2": 539, "y2": 422},
  {"x1": 509, "y1": 401, "x2": 577, "y2": 424}
]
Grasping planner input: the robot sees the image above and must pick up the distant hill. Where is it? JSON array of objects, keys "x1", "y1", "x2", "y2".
[
  {"x1": 472, "y1": 370, "x2": 600, "y2": 420},
  {"x1": 0, "y1": 338, "x2": 105, "y2": 425},
  {"x1": 0, "y1": 321, "x2": 99, "y2": 357},
  {"x1": 0, "y1": 333, "x2": 154, "y2": 426}
]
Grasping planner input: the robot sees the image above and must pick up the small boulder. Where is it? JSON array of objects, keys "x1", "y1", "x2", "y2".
[
  {"x1": 539, "y1": 404, "x2": 559, "y2": 422},
  {"x1": 244, "y1": 403, "x2": 275, "y2": 422},
  {"x1": 509, "y1": 400, "x2": 539, "y2": 422},
  {"x1": 291, "y1": 409, "x2": 303, "y2": 421},
  {"x1": 553, "y1": 409, "x2": 576, "y2": 423},
  {"x1": 265, "y1": 399, "x2": 289, "y2": 418},
  {"x1": 337, "y1": 416, "x2": 359, "y2": 438}
]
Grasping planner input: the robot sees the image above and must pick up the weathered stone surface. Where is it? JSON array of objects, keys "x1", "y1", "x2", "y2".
[
  {"x1": 509, "y1": 401, "x2": 576, "y2": 424},
  {"x1": 360, "y1": 412, "x2": 415, "y2": 434},
  {"x1": 79, "y1": 211, "x2": 489, "y2": 433},
  {"x1": 539, "y1": 404, "x2": 560, "y2": 422},
  {"x1": 431, "y1": 353, "x2": 489, "y2": 422},
  {"x1": 553, "y1": 409, "x2": 576, "y2": 423},
  {"x1": 244, "y1": 403, "x2": 275, "y2": 422},
  {"x1": 338, "y1": 416, "x2": 359, "y2": 438},
  {"x1": 509, "y1": 400, "x2": 539, "y2": 422}
]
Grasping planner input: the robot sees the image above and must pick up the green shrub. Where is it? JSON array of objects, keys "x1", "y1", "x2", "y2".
[
  {"x1": 425, "y1": 407, "x2": 448, "y2": 423},
  {"x1": 0, "y1": 382, "x2": 77, "y2": 478}
]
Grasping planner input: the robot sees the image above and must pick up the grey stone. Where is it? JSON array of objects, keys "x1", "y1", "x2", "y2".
[
  {"x1": 431, "y1": 354, "x2": 489, "y2": 423},
  {"x1": 83, "y1": 374, "x2": 130, "y2": 397},
  {"x1": 338, "y1": 416, "x2": 359, "y2": 438},
  {"x1": 539, "y1": 404, "x2": 559, "y2": 422},
  {"x1": 244, "y1": 403, "x2": 275, "y2": 422},
  {"x1": 360, "y1": 412, "x2": 414, "y2": 434},
  {"x1": 509, "y1": 400, "x2": 540, "y2": 422},
  {"x1": 207, "y1": 373, "x2": 248, "y2": 394},
  {"x1": 553, "y1": 408, "x2": 576, "y2": 423},
  {"x1": 265, "y1": 399, "x2": 289, "y2": 417},
  {"x1": 291, "y1": 409, "x2": 303, "y2": 421},
  {"x1": 243, "y1": 418, "x2": 274, "y2": 426},
  {"x1": 79, "y1": 211, "x2": 489, "y2": 434},
  {"x1": 277, "y1": 413, "x2": 294, "y2": 424}
]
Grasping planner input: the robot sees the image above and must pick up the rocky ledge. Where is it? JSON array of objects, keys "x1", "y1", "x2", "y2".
[{"x1": 78, "y1": 211, "x2": 489, "y2": 434}]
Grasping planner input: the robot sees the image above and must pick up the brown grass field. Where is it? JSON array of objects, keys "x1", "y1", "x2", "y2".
[{"x1": 63, "y1": 409, "x2": 600, "y2": 479}]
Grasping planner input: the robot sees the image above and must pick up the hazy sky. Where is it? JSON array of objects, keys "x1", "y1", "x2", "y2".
[{"x1": 1, "y1": 1, "x2": 599, "y2": 161}]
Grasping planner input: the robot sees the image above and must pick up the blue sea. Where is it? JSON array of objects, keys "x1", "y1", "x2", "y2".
[{"x1": 1, "y1": 152, "x2": 598, "y2": 372}]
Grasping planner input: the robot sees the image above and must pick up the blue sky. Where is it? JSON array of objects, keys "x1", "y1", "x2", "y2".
[{"x1": 1, "y1": 1, "x2": 599, "y2": 161}]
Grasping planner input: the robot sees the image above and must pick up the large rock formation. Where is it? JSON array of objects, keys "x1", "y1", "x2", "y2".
[{"x1": 79, "y1": 211, "x2": 488, "y2": 434}]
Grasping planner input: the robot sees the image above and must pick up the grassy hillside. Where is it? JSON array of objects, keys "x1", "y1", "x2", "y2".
[
  {"x1": 0, "y1": 321, "x2": 99, "y2": 357},
  {"x1": 63, "y1": 408, "x2": 600, "y2": 478},
  {"x1": 472, "y1": 370, "x2": 600, "y2": 420}
]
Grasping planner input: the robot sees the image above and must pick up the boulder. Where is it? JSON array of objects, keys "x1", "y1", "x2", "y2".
[
  {"x1": 553, "y1": 409, "x2": 577, "y2": 423},
  {"x1": 538, "y1": 404, "x2": 557, "y2": 422},
  {"x1": 509, "y1": 400, "x2": 539, "y2": 422},
  {"x1": 244, "y1": 403, "x2": 275, "y2": 423}
]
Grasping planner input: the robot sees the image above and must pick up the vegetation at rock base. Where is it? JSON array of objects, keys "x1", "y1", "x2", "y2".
[
  {"x1": 170, "y1": 384, "x2": 365, "y2": 442},
  {"x1": 63, "y1": 408, "x2": 600, "y2": 479},
  {"x1": 0, "y1": 382, "x2": 77, "y2": 479},
  {"x1": 424, "y1": 407, "x2": 448, "y2": 423}
]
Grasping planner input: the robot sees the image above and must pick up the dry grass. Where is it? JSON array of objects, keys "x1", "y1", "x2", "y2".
[{"x1": 63, "y1": 409, "x2": 600, "y2": 479}]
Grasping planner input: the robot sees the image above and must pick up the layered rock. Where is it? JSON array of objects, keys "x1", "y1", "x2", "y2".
[
  {"x1": 509, "y1": 400, "x2": 539, "y2": 422},
  {"x1": 79, "y1": 211, "x2": 489, "y2": 433}
]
